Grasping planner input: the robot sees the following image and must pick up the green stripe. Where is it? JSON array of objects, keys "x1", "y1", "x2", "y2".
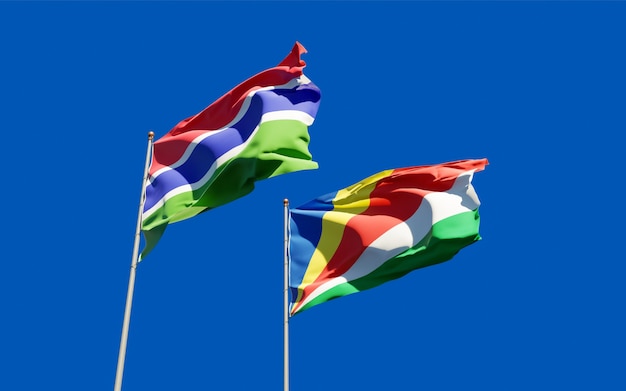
[
  {"x1": 295, "y1": 210, "x2": 481, "y2": 314},
  {"x1": 143, "y1": 119, "x2": 316, "y2": 230}
]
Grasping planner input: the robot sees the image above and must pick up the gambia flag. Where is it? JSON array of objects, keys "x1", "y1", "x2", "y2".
[
  {"x1": 141, "y1": 42, "x2": 321, "y2": 259},
  {"x1": 288, "y1": 159, "x2": 488, "y2": 315}
]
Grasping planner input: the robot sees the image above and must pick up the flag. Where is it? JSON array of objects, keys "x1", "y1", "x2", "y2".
[
  {"x1": 288, "y1": 158, "x2": 488, "y2": 315},
  {"x1": 141, "y1": 42, "x2": 321, "y2": 259}
]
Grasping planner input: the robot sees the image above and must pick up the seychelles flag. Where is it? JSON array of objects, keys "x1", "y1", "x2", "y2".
[{"x1": 288, "y1": 159, "x2": 488, "y2": 315}]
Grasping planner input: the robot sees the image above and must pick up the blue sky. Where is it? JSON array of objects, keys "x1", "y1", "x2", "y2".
[{"x1": 1, "y1": 1, "x2": 625, "y2": 390}]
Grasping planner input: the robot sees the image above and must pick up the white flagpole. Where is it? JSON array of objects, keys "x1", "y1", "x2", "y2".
[
  {"x1": 114, "y1": 131, "x2": 154, "y2": 391},
  {"x1": 283, "y1": 199, "x2": 290, "y2": 391}
]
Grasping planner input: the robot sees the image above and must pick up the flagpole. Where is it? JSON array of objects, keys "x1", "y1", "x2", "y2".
[
  {"x1": 114, "y1": 131, "x2": 154, "y2": 391},
  {"x1": 283, "y1": 199, "x2": 290, "y2": 391}
]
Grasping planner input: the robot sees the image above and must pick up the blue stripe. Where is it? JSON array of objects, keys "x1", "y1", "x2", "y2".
[
  {"x1": 288, "y1": 190, "x2": 337, "y2": 295},
  {"x1": 144, "y1": 83, "x2": 321, "y2": 213}
]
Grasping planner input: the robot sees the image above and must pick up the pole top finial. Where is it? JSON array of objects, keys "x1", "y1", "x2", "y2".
[
  {"x1": 148, "y1": 131, "x2": 155, "y2": 139},
  {"x1": 284, "y1": 198, "x2": 289, "y2": 206}
]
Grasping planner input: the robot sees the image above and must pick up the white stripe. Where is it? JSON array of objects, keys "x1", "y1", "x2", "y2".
[
  {"x1": 143, "y1": 109, "x2": 315, "y2": 220},
  {"x1": 297, "y1": 171, "x2": 480, "y2": 310}
]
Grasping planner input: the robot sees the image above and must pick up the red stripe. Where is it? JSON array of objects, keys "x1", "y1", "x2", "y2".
[
  {"x1": 149, "y1": 42, "x2": 308, "y2": 174},
  {"x1": 297, "y1": 159, "x2": 488, "y2": 304}
]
